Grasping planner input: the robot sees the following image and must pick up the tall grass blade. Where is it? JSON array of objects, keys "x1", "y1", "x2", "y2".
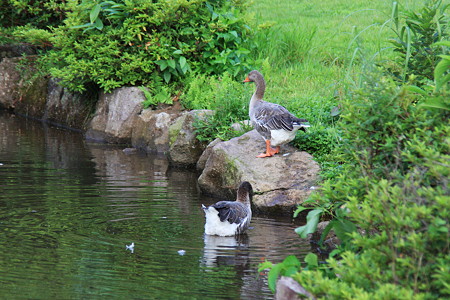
[
  {"x1": 392, "y1": 2, "x2": 399, "y2": 31},
  {"x1": 402, "y1": 26, "x2": 412, "y2": 81}
]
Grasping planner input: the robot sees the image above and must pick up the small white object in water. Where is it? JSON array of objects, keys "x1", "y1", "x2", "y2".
[
  {"x1": 283, "y1": 153, "x2": 290, "y2": 156},
  {"x1": 310, "y1": 186, "x2": 316, "y2": 190},
  {"x1": 126, "y1": 242, "x2": 135, "y2": 253},
  {"x1": 177, "y1": 250, "x2": 186, "y2": 256},
  {"x1": 0, "y1": 163, "x2": 3, "y2": 166}
]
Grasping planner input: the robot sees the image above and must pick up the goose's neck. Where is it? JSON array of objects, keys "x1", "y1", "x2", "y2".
[
  {"x1": 237, "y1": 192, "x2": 251, "y2": 207},
  {"x1": 254, "y1": 78, "x2": 265, "y2": 100},
  {"x1": 250, "y1": 78, "x2": 265, "y2": 108}
]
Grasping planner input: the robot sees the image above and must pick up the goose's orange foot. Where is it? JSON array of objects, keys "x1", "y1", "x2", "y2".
[
  {"x1": 256, "y1": 146, "x2": 280, "y2": 158},
  {"x1": 256, "y1": 152, "x2": 272, "y2": 158}
]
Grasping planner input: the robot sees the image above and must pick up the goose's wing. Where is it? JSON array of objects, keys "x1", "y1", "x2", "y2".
[
  {"x1": 212, "y1": 201, "x2": 248, "y2": 224},
  {"x1": 254, "y1": 101, "x2": 297, "y2": 132}
]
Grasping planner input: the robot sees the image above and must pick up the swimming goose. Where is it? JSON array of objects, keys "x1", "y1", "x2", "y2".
[
  {"x1": 244, "y1": 70, "x2": 310, "y2": 157},
  {"x1": 202, "y1": 181, "x2": 253, "y2": 236}
]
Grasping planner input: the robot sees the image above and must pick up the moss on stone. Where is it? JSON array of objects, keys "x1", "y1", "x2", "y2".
[
  {"x1": 168, "y1": 114, "x2": 186, "y2": 146},
  {"x1": 222, "y1": 153, "x2": 242, "y2": 187}
]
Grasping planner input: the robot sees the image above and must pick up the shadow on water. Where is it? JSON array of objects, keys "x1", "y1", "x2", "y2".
[{"x1": 0, "y1": 111, "x2": 310, "y2": 299}]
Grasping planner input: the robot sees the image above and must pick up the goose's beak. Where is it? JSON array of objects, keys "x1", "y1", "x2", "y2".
[{"x1": 243, "y1": 76, "x2": 251, "y2": 83}]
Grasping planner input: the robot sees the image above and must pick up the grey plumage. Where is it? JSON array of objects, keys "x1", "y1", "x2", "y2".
[
  {"x1": 212, "y1": 201, "x2": 248, "y2": 224},
  {"x1": 252, "y1": 100, "x2": 309, "y2": 140}
]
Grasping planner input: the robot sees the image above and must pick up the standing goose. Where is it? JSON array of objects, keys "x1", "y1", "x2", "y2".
[
  {"x1": 202, "y1": 181, "x2": 253, "y2": 236},
  {"x1": 244, "y1": 70, "x2": 310, "y2": 158}
]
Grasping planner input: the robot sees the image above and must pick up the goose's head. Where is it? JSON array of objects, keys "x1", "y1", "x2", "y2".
[
  {"x1": 236, "y1": 181, "x2": 253, "y2": 204},
  {"x1": 243, "y1": 70, "x2": 264, "y2": 85}
]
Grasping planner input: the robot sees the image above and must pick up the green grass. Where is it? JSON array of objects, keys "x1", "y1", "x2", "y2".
[{"x1": 246, "y1": 0, "x2": 422, "y2": 118}]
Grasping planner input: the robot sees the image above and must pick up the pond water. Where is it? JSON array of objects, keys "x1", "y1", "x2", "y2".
[{"x1": 0, "y1": 111, "x2": 310, "y2": 299}]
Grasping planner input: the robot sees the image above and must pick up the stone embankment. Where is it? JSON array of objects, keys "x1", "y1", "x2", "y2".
[{"x1": 0, "y1": 49, "x2": 320, "y2": 214}]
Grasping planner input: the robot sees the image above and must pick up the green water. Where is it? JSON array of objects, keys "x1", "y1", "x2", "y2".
[{"x1": 0, "y1": 111, "x2": 310, "y2": 299}]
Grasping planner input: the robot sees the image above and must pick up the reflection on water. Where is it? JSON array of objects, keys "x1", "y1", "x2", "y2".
[
  {"x1": 202, "y1": 234, "x2": 250, "y2": 269},
  {"x1": 0, "y1": 111, "x2": 310, "y2": 299}
]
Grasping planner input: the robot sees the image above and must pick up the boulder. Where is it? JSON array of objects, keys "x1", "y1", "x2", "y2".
[
  {"x1": 85, "y1": 87, "x2": 144, "y2": 143},
  {"x1": 167, "y1": 110, "x2": 213, "y2": 167},
  {"x1": 14, "y1": 72, "x2": 48, "y2": 118},
  {"x1": 132, "y1": 108, "x2": 183, "y2": 153},
  {"x1": 0, "y1": 44, "x2": 36, "y2": 61},
  {"x1": 197, "y1": 130, "x2": 320, "y2": 214},
  {"x1": 0, "y1": 57, "x2": 21, "y2": 110},
  {"x1": 0, "y1": 56, "x2": 94, "y2": 128},
  {"x1": 44, "y1": 78, "x2": 95, "y2": 130},
  {"x1": 196, "y1": 138, "x2": 222, "y2": 171},
  {"x1": 276, "y1": 276, "x2": 315, "y2": 300},
  {"x1": 0, "y1": 57, "x2": 48, "y2": 118}
]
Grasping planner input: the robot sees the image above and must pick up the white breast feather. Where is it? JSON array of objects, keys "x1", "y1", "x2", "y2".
[
  {"x1": 270, "y1": 124, "x2": 309, "y2": 146},
  {"x1": 204, "y1": 207, "x2": 240, "y2": 236},
  {"x1": 270, "y1": 129, "x2": 297, "y2": 146}
]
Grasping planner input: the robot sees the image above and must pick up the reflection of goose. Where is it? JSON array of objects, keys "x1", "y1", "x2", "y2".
[
  {"x1": 244, "y1": 70, "x2": 310, "y2": 158},
  {"x1": 202, "y1": 182, "x2": 253, "y2": 236},
  {"x1": 202, "y1": 234, "x2": 249, "y2": 269}
]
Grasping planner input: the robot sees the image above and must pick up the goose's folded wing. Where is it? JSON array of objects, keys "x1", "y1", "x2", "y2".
[
  {"x1": 212, "y1": 201, "x2": 247, "y2": 224},
  {"x1": 254, "y1": 102, "x2": 296, "y2": 131}
]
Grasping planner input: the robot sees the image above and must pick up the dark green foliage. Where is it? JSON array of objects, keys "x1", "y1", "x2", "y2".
[
  {"x1": 1, "y1": 0, "x2": 254, "y2": 93},
  {"x1": 40, "y1": 0, "x2": 253, "y2": 92},
  {"x1": 258, "y1": 255, "x2": 301, "y2": 293},
  {"x1": 387, "y1": 0, "x2": 449, "y2": 85},
  {"x1": 293, "y1": 78, "x2": 449, "y2": 298},
  {"x1": 0, "y1": 0, "x2": 67, "y2": 28}
]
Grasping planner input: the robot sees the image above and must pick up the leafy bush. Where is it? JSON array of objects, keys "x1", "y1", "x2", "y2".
[
  {"x1": 261, "y1": 70, "x2": 449, "y2": 298},
  {"x1": 0, "y1": 0, "x2": 67, "y2": 28},
  {"x1": 138, "y1": 74, "x2": 173, "y2": 109},
  {"x1": 181, "y1": 73, "x2": 219, "y2": 110},
  {"x1": 387, "y1": 0, "x2": 449, "y2": 85},
  {"x1": 39, "y1": 0, "x2": 254, "y2": 92},
  {"x1": 8, "y1": 26, "x2": 54, "y2": 49},
  {"x1": 293, "y1": 125, "x2": 340, "y2": 157}
]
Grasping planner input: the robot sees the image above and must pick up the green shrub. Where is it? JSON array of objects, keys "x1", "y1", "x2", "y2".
[
  {"x1": 138, "y1": 73, "x2": 173, "y2": 109},
  {"x1": 262, "y1": 71, "x2": 449, "y2": 298},
  {"x1": 0, "y1": 0, "x2": 68, "y2": 28},
  {"x1": 181, "y1": 73, "x2": 219, "y2": 110},
  {"x1": 9, "y1": 26, "x2": 54, "y2": 49},
  {"x1": 387, "y1": 0, "x2": 449, "y2": 85},
  {"x1": 40, "y1": 0, "x2": 254, "y2": 92}
]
